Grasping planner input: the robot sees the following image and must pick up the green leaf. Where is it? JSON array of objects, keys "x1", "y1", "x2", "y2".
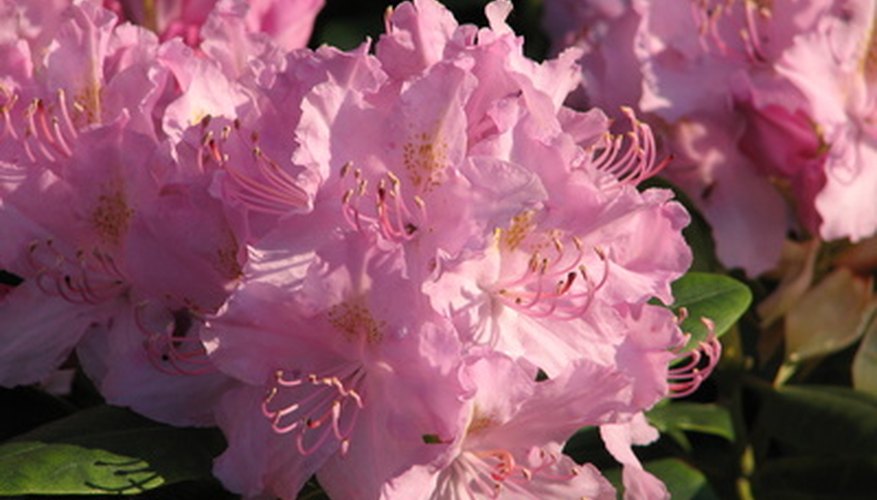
[
  {"x1": 645, "y1": 458, "x2": 719, "y2": 500},
  {"x1": 647, "y1": 402, "x2": 735, "y2": 441},
  {"x1": 751, "y1": 384, "x2": 877, "y2": 456},
  {"x1": 0, "y1": 405, "x2": 224, "y2": 495},
  {"x1": 753, "y1": 456, "x2": 877, "y2": 499},
  {"x1": 668, "y1": 272, "x2": 753, "y2": 347}
]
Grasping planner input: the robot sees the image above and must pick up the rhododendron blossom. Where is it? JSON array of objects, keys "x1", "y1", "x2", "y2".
[
  {"x1": 102, "y1": 0, "x2": 324, "y2": 49},
  {"x1": 544, "y1": 0, "x2": 877, "y2": 274},
  {"x1": 388, "y1": 353, "x2": 620, "y2": 499},
  {"x1": 0, "y1": 0, "x2": 317, "y2": 425},
  {"x1": 197, "y1": 0, "x2": 708, "y2": 498}
]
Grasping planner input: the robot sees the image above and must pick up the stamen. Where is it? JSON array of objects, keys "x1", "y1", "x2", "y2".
[
  {"x1": 456, "y1": 447, "x2": 579, "y2": 498},
  {"x1": 1, "y1": 88, "x2": 81, "y2": 163},
  {"x1": 261, "y1": 364, "x2": 365, "y2": 457},
  {"x1": 339, "y1": 168, "x2": 428, "y2": 244},
  {"x1": 590, "y1": 107, "x2": 668, "y2": 186},
  {"x1": 27, "y1": 240, "x2": 126, "y2": 305},
  {"x1": 669, "y1": 319, "x2": 722, "y2": 397},
  {"x1": 1, "y1": 90, "x2": 20, "y2": 140},
  {"x1": 690, "y1": 0, "x2": 768, "y2": 61},
  {"x1": 495, "y1": 239, "x2": 611, "y2": 321},
  {"x1": 198, "y1": 120, "x2": 310, "y2": 215},
  {"x1": 136, "y1": 304, "x2": 215, "y2": 376},
  {"x1": 56, "y1": 89, "x2": 77, "y2": 140}
]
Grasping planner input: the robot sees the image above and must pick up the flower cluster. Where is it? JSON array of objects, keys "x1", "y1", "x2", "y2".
[
  {"x1": 545, "y1": 0, "x2": 877, "y2": 275},
  {"x1": 0, "y1": 0, "x2": 717, "y2": 498}
]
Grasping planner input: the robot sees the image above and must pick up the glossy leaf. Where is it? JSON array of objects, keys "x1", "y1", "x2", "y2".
[
  {"x1": 647, "y1": 402, "x2": 734, "y2": 441},
  {"x1": 0, "y1": 405, "x2": 224, "y2": 495},
  {"x1": 669, "y1": 272, "x2": 753, "y2": 347},
  {"x1": 645, "y1": 458, "x2": 719, "y2": 500}
]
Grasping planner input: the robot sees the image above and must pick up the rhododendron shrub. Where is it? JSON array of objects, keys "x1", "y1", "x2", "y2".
[
  {"x1": 544, "y1": 0, "x2": 877, "y2": 275},
  {"x1": 0, "y1": 1, "x2": 748, "y2": 499}
]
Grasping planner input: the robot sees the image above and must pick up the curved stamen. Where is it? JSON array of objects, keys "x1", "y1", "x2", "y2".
[
  {"x1": 135, "y1": 304, "x2": 215, "y2": 376},
  {"x1": 456, "y1": 447, "x2": 580, "y2": 498},
  {"x1": 340, "y1": 166, "x2": 428, "y2": 244},
  {"x1": 1, "y1": 90, "x2": 20, "y2": 140},
  {"x1": 27, "y1": 241, "x2": 126, "y2": 305},
  {"x1": 56, "y1": 89, "x2": 78, "y2": 142},
  {"x1": 590, "y1": 107, "x2": 668, "y2": 186},
  {"x1": 669, "y1": 318, "x2": 722, "y2": 397},
  {"x1": 690, "y1": 0, "x2": 767, "y2": 61},
  {"x1": 262, "y1": 365, "x2": 366, "y2": 457},
  {"x1": 1, "y1": 89, "x2": 80, "y2": 164},
  {"x1": 496, "y1": 242, "x2": 611, "y2": 321},
  {"x1": 199, "y1": 119, "x2": 310, "y2": 215},
  {"x1": 691, "y1": 0, "x2": 729, "y2": 54},
  {"x1": 740, "y1": 0, "x2": 768, "y2": 62}
]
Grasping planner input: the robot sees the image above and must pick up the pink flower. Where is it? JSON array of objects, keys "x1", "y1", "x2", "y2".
[
  {"x1": 103, "y1": 0, "x2": 324, "y2": 50},
  {"x1": 772, "y1": 0, "x2": 877, "y2": 241},
  {"x1": 542, "y1": 0, "x2": 873, "y2": 274},
  {"x1": 201, "y1": 2, "x2": 698, "y2": 498},
  {"x1": 204, "y1": 234, "x2": 468, "y2": 498},
  {"x1": 601, "y1": 413, "x2": 668, "y2": 500},
  {"x1": 386, "y1": 353, "x2": 620, "y2": 499},
  {"x1": 0, "y1": 117, "x2": 239, "y2": 424},
  {"x1": 0, "y1": 1, "x2": 243, "y2": 425}
]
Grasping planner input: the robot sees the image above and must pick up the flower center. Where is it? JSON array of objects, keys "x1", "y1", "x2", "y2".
[
  {"x1": 137, "y1": 304, "x2": 215, "y2": 376},
  {"x1": 448, "y1": 447, "x2": 580, "y2": 498},
  {"x1": 494, "y1": 224, "x2": 610, "y2": 321},
  {"x1": 91, "y1": 186, "x2": 134, "y2": 246},
  {"x1": 402, "y1": 131, "x2": 449, "y2": 192},
  {"x1": 499, "y1": 210, "x2": 536, "y2": 252},
  {"x1": 327, "y1": 299, "x2": 386, "y2": 345}
]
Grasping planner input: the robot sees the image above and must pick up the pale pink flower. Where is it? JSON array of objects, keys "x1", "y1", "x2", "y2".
[
  {"x1": 188, "y1": 44, "x2": 383, "y2": 243},
  {"x1": 772, "y1": 0, "x2": 877, "y2": 241},
  {"x1": 204, "y1": 234, "x2": 468, "y2": 498},
  {"x1": 0, "y1": 2, "x2": 244, "y2": 424},
  {"x1": 0, "y1": 117, "x2": 239, "y2": 424},
  {"x1": 667, "y1": 112, "x2": 789, "y2": 273},
  {"x1": 601, "y1": 413, "x2": 668, "y2": 500},
  {"x1": 384, "y1": 353, "x2": 620, "y2": 499},
  {"x1": 202, "y1": 2, "x2": 700, "y2": 498},
  {"x1": 103, "y1": 0, "x2": 324, "y2": 49},
  {"x1": 542, "y1": 0, "x2": 868, "y2": 274}
]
